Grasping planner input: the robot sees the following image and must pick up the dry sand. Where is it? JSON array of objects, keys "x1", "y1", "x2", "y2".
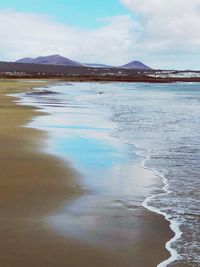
[{"x1": 0, "y1": 79, "x2": 173, "y2": 267}]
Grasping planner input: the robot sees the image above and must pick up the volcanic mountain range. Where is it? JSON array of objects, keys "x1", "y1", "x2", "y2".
[{"x1": 16, "y1": 55, "x2": 151, "y2": 70}]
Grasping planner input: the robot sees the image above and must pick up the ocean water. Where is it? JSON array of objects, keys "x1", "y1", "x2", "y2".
[
  {"x1": 17, "y1": 82, "x2": 200, "y2": 266},
  {"x1": 83, "y1": 82, "x2": 200, "y2": 267}
]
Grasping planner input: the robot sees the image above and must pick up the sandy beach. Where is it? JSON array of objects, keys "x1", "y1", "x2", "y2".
[{"x1": 0, "y1": 79, "x2": 173, "y2": 267}]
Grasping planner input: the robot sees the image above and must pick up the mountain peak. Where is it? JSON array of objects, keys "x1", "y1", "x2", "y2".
[
  {"x1": 16, "y1": 55, "x2": 83, "y2": 67},
  {"x1": 121, "y1": 60, "x2": 151, "y2": 70}
]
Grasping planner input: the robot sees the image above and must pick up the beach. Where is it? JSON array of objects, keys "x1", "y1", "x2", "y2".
[
  {"x1": 0, "y1": 79, "x2": 173, "y2": 267},
  {"x1": 1, "y1": 0, "x2": 199, "y2": 266}
]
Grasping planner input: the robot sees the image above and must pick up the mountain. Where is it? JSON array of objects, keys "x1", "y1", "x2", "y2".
[
  {"x1": 16, "y1": 57, "x2": 35, "y2": 64},
  {"x1": 16, "y1": 55, "x2": 83, "y2": 67},
  {"x1": 120, "y1": 60, "x2": 151, "y2": 70},
  {"x1": 16, "y1": 55, "x2": 151, "y2": 70}
]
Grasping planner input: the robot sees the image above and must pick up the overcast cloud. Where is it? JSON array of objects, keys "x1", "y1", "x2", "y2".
[
  {"x1": 0, "y1": 1, "x2": 200, "y2": 69},
  {"x1": 121, "y1": 0, "x2": 200, "y2": 69},
  {"x1": 0, "y1": 10, "x2": 138, "y2": 66}
]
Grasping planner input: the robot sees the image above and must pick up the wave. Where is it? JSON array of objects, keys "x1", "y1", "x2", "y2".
[{"x1": 132, "y1": 143, "x2": 183, "y2": 266}]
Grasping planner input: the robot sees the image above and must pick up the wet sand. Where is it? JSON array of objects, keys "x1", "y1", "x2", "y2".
[{"x1": 0, "y1": 79, "x2": 173, "y2": 267}]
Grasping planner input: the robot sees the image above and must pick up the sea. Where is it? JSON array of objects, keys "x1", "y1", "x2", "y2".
[{"x1": 17, "y1": 82, "x2": 200, "y2": 267}]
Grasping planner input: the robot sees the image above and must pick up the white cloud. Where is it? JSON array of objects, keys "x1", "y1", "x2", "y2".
[
  {"x1": 0, "y1": 9, "x2": 139, "y2": 65},
  {"x1": 121, "y1": 0, "x2": 200, "y2": 68},
  {"x1": 122, "y1": 0, "x2": 200, "y2": 41},
  {"x1": 1, "y1": 3, "x2": 200, "y2": 69}
]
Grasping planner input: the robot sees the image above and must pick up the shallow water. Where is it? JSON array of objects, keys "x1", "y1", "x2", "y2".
[
  {"x1": 17, "y1": 84, "x2": 159, "y2": 252},
  {"x1": 18, "y1": 82, "x2": 200, "y2": 266}
]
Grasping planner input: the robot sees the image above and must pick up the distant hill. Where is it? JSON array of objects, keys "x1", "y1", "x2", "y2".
[
  {"x1": 16, "y1": 55, "x2": 151, "y2": 70},
  {"x1": 121, "y1": 61, "x2": 151, "y2": 70},
  {"x1": 16, "y1": 57, "x2": 35, "y2": 64},
  {"x1": 16, "y1": 55, "x2": 83, "y2": 67},
  {"x1": 85, "y1": 60, "x2": 151, "y2": 70}
]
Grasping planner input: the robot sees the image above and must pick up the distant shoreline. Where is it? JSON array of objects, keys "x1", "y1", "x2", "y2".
[
  {"x1": 1, "y1": 75, "x2": 200, "y2": 83},
  {"x1": 1, "y1": 60, "x2": 200, "y2": 83}
]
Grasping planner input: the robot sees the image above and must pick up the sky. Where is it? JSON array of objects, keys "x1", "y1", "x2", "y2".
[{"x1": 0, "y1": 0, "x2": 200, "y2": 69}]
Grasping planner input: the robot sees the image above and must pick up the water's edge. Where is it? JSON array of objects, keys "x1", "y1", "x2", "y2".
[{"x1": 140, "y1": 150, "x2": 182, "y2": 267}]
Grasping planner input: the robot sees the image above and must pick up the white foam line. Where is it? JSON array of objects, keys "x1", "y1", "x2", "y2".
[{"x1": 132, "y1": 143, "x2": 183, "y2": 266}]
